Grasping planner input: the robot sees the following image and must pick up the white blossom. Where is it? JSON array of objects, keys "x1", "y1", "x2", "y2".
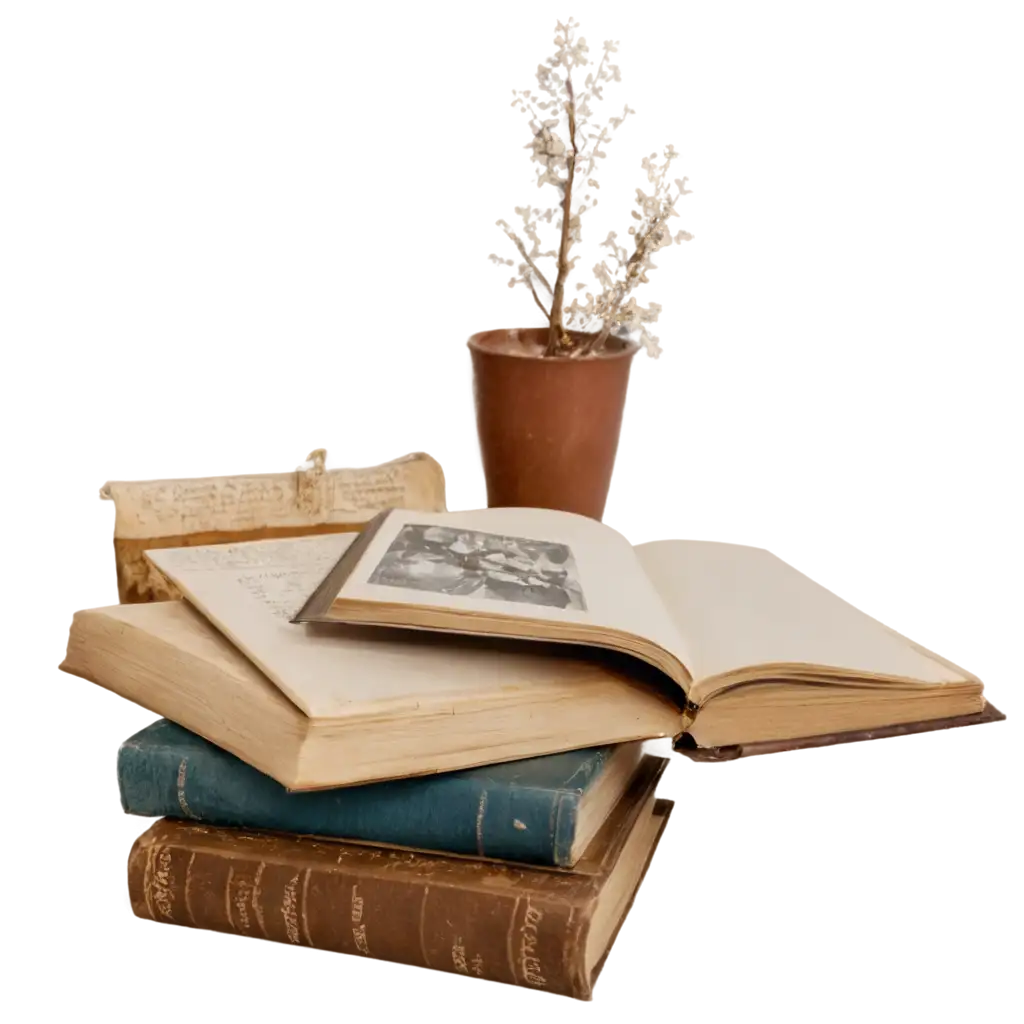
[
  {"x1": 634, "y1": 138, "x2": 700, "y2": 256},
  {"x1": 606, "y1": 299, "x2": 664, "y2": 359},
  {"x1": 491, "y1": 20, "x2": 693, "y2": 357},
  {"x1": 481, "y1": 200, "x2": 561, "y2": 307},
  {"x1": 501, "y1": 14, "x2": 634, "y2": 203}
]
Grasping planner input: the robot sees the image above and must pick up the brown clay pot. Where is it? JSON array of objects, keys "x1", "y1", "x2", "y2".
[{"x1": 468, "y1": 327, "x2": 639, "y2": 521}]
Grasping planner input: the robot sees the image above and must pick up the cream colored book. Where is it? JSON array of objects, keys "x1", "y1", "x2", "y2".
[
  {"x1": 290, "y1": 507, "x2": 1000, "y2": 754},
  {"x1": 60, "y1": 534, "x2": 681, "y2": 789},
  {"x1": 97, "y1": 438, "x2": 466, "y2": 598}
]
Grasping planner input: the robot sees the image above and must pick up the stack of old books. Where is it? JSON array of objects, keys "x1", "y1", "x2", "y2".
[{"x1": 62, "y1": 453, "x2": 1001, "y2": 999}]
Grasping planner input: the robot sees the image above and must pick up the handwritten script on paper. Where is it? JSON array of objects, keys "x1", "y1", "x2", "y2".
[
  {"x1": 103, "y1": 452, "x2": 446, "y2": 540},
  {"x1": 149, "y1": 529, "x2": 637, "y2": 727},
  {"x1": 156, "y1": 535, "x2": 351, "y2": 621}
]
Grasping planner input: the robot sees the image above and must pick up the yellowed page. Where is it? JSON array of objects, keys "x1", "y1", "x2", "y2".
[
  {"x1": 104, "y1": 451, "x2": 446, "y2": 540},
  {"x1": 635, "y1": 539, "x2": 979, "y2": 702},
  {"x1": 330, "y1": 507, "x2": 695, "y2": 677},
  {"x1": 146, "y1": 535, "x2": 672, "y2": 720}
]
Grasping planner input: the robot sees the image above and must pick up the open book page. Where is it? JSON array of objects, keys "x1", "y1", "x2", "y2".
[
  {"x1": 321, "y1": 507, "x2": 695, "y2": 683},
  {"x1": 635, "y1": 539, "x2": 980, "y2": 703},
  {"x1": 146, "y1": 536, "x2": 675, "y2": 721}
]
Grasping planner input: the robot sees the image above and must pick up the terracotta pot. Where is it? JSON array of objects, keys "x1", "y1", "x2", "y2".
[{"x1": 468, "y1": 327, "x2": 639, "y2": 521}]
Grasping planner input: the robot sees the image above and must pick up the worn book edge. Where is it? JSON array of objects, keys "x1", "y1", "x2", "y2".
[
  {"x1": 675, "y1": 701, "x2": 1005, "y2": 761},
  {"x1": 105, "y1": 453, "x2": 444, "y2": 603},
  {"x1": 127, "y1": 800, "x2": 673, "y2": 999},
  {"x1": 130, "y1": 748, "x2": 664, "y2": 880}
]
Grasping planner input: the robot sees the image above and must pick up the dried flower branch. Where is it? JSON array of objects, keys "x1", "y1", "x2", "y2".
[
  {"x1": 548, "y1": 76, "x2": 581, "y2": 356},
  {"x1": 481, "y1": 197, "x2": 561, "y2": 313},
  {"x1": 491, "y1": 18, "x2": 693, "y2": 358},
  {"x1": 574, "y1": 151, "x2": 694, "y2": 358}
]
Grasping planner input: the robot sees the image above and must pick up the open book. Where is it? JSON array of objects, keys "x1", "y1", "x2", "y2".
[
  {"x1": 293, "y1": 507, "x2": 998, "y2": 751},
  {"x1": 62, "y1": 534, "x2": 681, "y2": 789}
]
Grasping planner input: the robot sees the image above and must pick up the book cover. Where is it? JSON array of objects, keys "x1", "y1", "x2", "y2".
[
  {"x1": 102, "y1": 450, "x2": 446, "y2": 603},
  {"x1": 118, "y1": 719, "x2": 642, "y2": 866},
  {"x1": 127, "y1": 758, "x2": 671, "y2": 1000},
  {"x1": 61, "y1": 594, "x2": 680, "y2": 790}
]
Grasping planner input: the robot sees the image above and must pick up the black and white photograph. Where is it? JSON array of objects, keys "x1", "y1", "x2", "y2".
[{"x1": 368, "y1": 524, "x2": 587, "y2": 611}]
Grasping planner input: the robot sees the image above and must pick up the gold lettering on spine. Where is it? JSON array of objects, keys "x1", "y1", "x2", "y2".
[
  {"x1": 281, "y1": 873, "x2": 301, "y2": 944},
  {"x1": 226, "y1": 867, "x2": 252, "y2": 933},
  {"x1": 452, "y1": 940, "x2": 468, "y2": 974},
  {"x1": 351, "y1": 884, "x2": 369, "y2": 954},
  {"x1": 519, "y1": 902, "x2": 547, "y2": 988},
  {"x1": 176, "y1": 758, "x2": 193, "y2": 818},
  {"x1": 452, "y1": 935, "x2": 482, "y2": 977},
  {"x1": 475, "y1": 790, "x2": 488, "y2": 856},
  {"x1": 151, "y1": 847, "x2": 175, "y2": 921},
  {"x1": 252, "y1": 862, "x2": 268, "y2": 937},
  {"x1": 452, "y1": 936, "x2": 468, "y2": 974}
]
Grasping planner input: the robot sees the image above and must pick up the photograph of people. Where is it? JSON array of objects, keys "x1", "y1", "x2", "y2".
[{"x1": 368, "y1": 525, "x2": 587, "y2": 610}]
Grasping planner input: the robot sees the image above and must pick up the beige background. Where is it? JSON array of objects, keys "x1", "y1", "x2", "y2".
[{"x1": 2, "y1": 6, "x2": 1024, "y2": 1015}]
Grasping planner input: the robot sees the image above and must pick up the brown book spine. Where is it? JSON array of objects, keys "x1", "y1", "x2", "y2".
[{"x1": 127, "y1": 821, "x2": 594, "y2": 998}]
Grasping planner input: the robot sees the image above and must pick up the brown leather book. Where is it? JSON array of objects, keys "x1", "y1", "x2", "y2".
[{"x1": 127, "y1": 758, "x2": 671, "y2": 1000}]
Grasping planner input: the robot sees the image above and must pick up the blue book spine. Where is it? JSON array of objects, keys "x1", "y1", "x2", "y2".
[{"x1": 117, "y1": 721, "x2": 615, "y2": 866}]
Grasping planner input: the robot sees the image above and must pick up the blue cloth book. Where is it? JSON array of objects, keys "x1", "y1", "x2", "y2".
[{"x1": 117, "y1": 720, "x2": 644, "y2": 867}]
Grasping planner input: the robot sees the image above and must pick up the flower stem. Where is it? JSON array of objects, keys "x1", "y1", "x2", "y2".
[
  {"x1": 512, "y1": 237, "x2": 552, "y2": 305},
  {"x1": 545, "y1": 77, "x2": 578, "y2": 356},
  {"x1": 581, "y1": 210, "x2": 667, "y2": 356}
]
